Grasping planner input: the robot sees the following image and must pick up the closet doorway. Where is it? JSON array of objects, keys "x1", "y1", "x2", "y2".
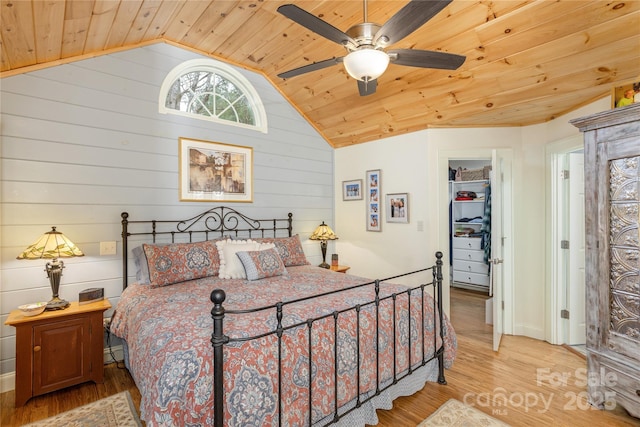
[{"x1": 439, "y1": 149, "x2": 514, "y2": 352}]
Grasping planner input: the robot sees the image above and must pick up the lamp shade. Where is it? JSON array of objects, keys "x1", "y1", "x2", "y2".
[
  {"x1": 309, "y1": 222, "x2": 338, "y2": 241},
  {"x1": 17, "y1": 227, "x2": 84, "y2": 260},
  {"x1": 343, "y1": 48, "x2": 390, "y2": 82}
]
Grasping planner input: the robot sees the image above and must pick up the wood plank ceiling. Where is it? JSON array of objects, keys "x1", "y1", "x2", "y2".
[{"x1": 1, "y1": 0, "x2": 639, "y2": 148}]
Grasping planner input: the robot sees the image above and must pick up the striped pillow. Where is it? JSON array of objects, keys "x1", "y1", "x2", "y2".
[{"x1": 236, "y1": 247, "x2": 288, "y2": 281}]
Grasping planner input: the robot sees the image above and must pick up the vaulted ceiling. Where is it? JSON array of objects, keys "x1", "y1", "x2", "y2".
[{"x1": 1, "y1": 0, "x2": 639, "y2": 148}]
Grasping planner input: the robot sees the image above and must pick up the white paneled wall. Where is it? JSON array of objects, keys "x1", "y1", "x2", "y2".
[{"x1": 0, "y1": 43, "x2": 334, "y2": 382}]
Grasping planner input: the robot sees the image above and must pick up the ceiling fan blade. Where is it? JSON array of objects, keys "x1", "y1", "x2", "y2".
[
  {"x1": 358, "y1": 79, "x2": 377, "y2": 96},
  {"x1": 374, "y1": 0, "x2": 452, "y2": 47},
  {"x1": 277, "y1": 57, "x2": 344, "y2": 79},
  {"x1": 278, "y1": 4, "x2": 356, "y2": 47},
  {"x1": 388, "y1": 48, "x2": 465, "y2": 70}
]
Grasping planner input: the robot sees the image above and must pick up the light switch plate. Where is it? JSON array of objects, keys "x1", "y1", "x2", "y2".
[{"x1": 100, "y1": 241, "x2": 117, "y2": 255}]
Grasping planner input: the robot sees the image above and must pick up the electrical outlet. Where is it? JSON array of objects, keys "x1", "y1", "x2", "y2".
[{"x1": 100, "y1": 241, "x2": 117, "y2": 255}]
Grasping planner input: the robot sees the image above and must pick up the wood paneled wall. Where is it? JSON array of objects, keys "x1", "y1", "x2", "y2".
[{"x1": 0, "y1": 43, "x2": 334, "y2": 380}]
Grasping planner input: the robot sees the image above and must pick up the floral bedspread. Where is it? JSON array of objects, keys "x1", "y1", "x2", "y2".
[{"x1": 110, "y1": 265, "x2": 457, "y2": 426}]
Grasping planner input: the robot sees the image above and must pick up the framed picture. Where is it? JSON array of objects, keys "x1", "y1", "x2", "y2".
[
  {"x1": 366, "y1": 169, "x2": 381, "y2": 231},
  {"x1": 611, "y1": 78, "x2": 639, "y2": 108},
  {"x1": 343, "y1": 179, "x2": 363, "y2": 200},
  {"x1": 179, "y1": 137, "x2": 253, "y2": 202},
  {"x1": 386, "y1": 193, "x2": 409, "y2": 223}
]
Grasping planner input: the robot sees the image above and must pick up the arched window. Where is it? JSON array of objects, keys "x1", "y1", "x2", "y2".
[{"x1": 160, "y1": 59, "x2": 267, "y2": 133}]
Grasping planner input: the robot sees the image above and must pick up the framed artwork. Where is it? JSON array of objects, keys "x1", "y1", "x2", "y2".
[
  {"x1": 343, "y1": 179, "x2": 363, "y2": 200},
  {"x1": 366, "y1": 169, "x2": 381, "y2": 231},
  {"x1": 386, "y1": 193, "x2": 409, "y2": 223},
  {"x1": 611, "y1": 78, "x2": 639, "y2": 108},
  {"x1": 179, "y1": 137, "x2": 253, "y2": 202}
]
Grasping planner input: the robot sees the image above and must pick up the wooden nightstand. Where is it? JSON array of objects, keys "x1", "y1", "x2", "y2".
[
  {"x1": 330, "y1": 265, "x2": 350, "y2": 273},
  {"x1": 5, "y1": 299, "x2": 111, "y2": 407}
]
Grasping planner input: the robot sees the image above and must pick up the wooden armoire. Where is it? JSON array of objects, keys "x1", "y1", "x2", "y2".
[{"x1": 571, "y1": 103, "x2": 639, "y2": 418}]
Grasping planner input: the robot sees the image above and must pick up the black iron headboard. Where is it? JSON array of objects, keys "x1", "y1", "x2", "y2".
[{"x1": 121, "y1": 206, "x2": 293, "y2": 290}]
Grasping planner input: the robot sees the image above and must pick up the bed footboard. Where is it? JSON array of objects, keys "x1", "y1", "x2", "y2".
[{"x1": 210, "y1": 251, "x2": 447, "y2": 427}]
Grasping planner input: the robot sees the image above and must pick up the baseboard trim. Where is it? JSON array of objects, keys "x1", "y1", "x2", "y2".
[
  {"x1": 513, "y1": 324, "x2": 545, "y2": 341},
  {"x1": 562, "y1": 344, "x2": 587, "y2": 360},
  {"x1": 0, "y1": 345, "x2": 124, "y2": 393},
  {"x1": 104, "y1": 344, "x2": 124, "y2": 365},
  {"x1": 1, "y1": 372, "x2": 14, "y2": 393}
]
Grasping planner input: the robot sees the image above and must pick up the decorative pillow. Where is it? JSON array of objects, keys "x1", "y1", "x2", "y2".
[
  {"x1": 143, "y1": 240, "x2": 220, "y2": 288},
  {"x1": 253, "y1": 235, "x2": 310, "y2": 267},
  {"x1": 236, "y1": 248, "x2": 288, "y2": 281},
  {"x1": 216, "y1": 239, "x2": 275, "y2": 279}
]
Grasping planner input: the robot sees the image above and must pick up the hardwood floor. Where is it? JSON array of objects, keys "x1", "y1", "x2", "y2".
[
  {"x1": 374, "y1": 288, "x2": 639, "y2": 426},
  {"x1": 1, "y1": 359, "x2": 142, "y2": 426},
  {"x1": 2, "y1": 288, "x2": 638, "y2": 426}
]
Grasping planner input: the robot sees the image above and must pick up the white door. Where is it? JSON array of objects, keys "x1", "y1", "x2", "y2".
[
  {"x1": 491, "y1": 149, "x2": 512, "y2": 351},
  {"x1": 568, "y1": 152, "x2": 586, "y2": 345}
]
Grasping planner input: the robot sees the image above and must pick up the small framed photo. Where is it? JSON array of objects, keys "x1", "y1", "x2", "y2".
[
  {"x1": 366, "y1": 169, "x2": 381, "y2": 231},
  {"x1": 611, "y1": 78, "x2": 639, "y2": 108},
  {"x1": 386, "y1": 193, "x2": 409, "y2": 223},
  {"x1": 179, "y1": 137, "x2": 253, "y2": 202},
  {"x1": 343, "y1": 179, "x2": 363, "y2": 200}
]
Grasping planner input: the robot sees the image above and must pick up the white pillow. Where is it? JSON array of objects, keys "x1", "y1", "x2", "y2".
[{"x1": 216, "y1": 239, "x2": 275, "y2": 279}]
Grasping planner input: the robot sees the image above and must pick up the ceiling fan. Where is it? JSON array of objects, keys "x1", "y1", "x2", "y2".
[{"x1": 276, "y1": 0, "x2": 466, "y2": 96}]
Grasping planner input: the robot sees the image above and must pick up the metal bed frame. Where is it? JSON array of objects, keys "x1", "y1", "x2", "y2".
[{"x1": 120, "y1": 206, "x2": 447, "y2": 426}]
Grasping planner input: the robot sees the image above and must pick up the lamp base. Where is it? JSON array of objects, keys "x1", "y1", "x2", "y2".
[
  {"x1": 46, "y1": 297, "x2": 70, "y2": 311},
  {"x1": 319, "y1": 262, "x2": 330, "y2": 269},
  {"x1": 45, "y1": 259, "x2": 69, "y2": 310}
]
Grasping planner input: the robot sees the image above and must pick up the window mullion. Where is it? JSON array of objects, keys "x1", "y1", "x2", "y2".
[{"x1": 160, "y1": 59, "x2": 265, "y2": 131}]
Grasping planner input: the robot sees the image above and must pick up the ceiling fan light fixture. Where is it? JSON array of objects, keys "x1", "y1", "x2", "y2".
[{"x1": 343, "y1": 48, "x2": 390, "y2": 82}]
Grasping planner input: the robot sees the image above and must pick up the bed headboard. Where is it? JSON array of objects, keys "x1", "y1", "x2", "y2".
[{"x1": 121, "y1": 206, "x2": 293, "y2": 289}]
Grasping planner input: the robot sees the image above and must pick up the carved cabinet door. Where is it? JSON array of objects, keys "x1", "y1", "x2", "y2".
[{"x1": 602, "y1": 142, "x2": 640, "y2": 362}]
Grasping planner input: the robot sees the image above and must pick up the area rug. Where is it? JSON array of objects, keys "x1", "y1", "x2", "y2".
[
  {"x1": 418, "y1": 398, "x2": 510, "y2": 426},
  {"x1": 21, "y1": 391, "x2": 142, "y2": 427}
]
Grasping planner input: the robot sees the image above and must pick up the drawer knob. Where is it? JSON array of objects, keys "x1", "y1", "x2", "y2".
[{"x1": 33, "y1": 346, "x2": 41, "y2": 352}]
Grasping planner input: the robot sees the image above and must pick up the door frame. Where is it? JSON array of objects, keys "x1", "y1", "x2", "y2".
[
  {"x1": 545, "y1": 135, "x2": 583, "y2": 344},
  {"x1": 438, "y1": 148, "x2": 514, "y2": 336}
]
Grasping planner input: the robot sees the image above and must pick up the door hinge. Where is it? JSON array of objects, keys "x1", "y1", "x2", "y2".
[
  {"x1": 561, "y1": 309, "x2": 570, "y2": 319},
  {"x1": 561, "y1": 170, "x2": 570, "y2": 179},
  {"x1": 501, "y1": 300, "x2": 505, "y2": 310},
  {"x1": 561, "y1": 240, "x2": 570, "y2": 249}
]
